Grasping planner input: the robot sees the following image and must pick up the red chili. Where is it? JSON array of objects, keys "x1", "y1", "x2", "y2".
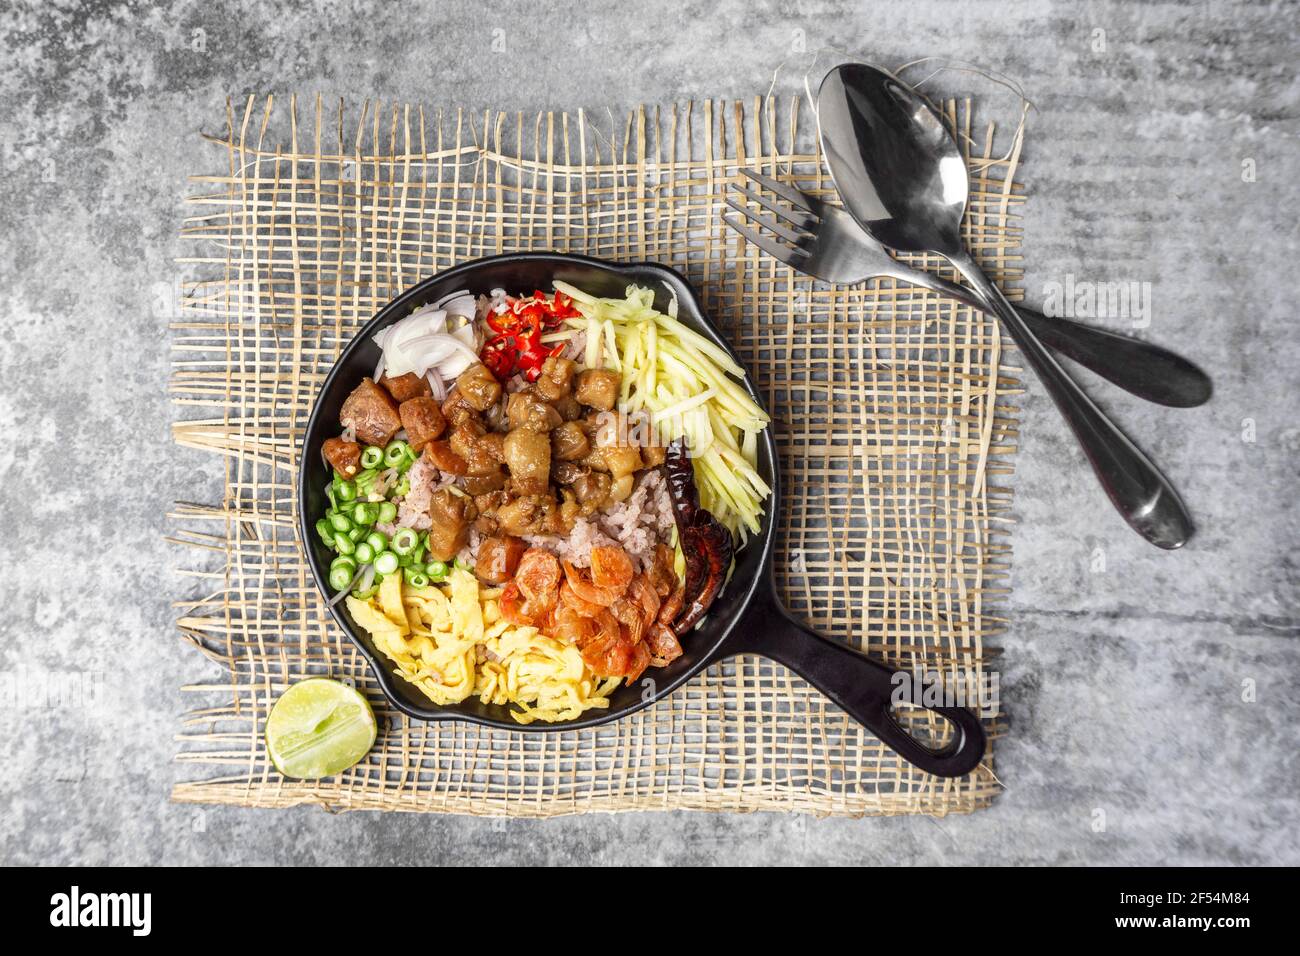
[
  {"x1": 480, "y1": 335, "x2": 515, "y2": 380},
  {"x1": 479, "y1": 292, "x2": 578, "y2": 381}
]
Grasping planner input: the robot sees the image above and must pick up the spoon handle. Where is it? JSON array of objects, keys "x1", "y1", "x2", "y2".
[
  {"x1": 906, "y1": 272, "x2": 1212, "y2": 408},
  {"x1": 946, "y1": 251, "x2": 1194, "y2": 550}
]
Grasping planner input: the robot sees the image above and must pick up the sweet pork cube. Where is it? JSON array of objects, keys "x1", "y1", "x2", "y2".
[
  {"x1": 322, "y1": 436, "x2": 362, "y2": 477},
  {"x1": 574, "y1": 368, "x2": 621, "y2": 411},
  {"x1": 379, "y1": 371, "x2": 432, "y2": 403},
  {"x1": 398, "y1": 397, "x2": 447, "y2": 452},
  {"x1": 340, "y1": 377, "x2": 402, "y2": 446}
]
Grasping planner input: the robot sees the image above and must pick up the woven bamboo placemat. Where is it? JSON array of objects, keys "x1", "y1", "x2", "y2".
[{"x1": 169, "y1": 92, "x2": 1021, "y2": 817}]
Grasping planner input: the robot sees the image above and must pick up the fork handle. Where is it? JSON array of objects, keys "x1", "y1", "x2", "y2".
[
  {"x1": 946, "y1": 250, "x2": 1194, "y2": 550},
  {"x1": 903, "y1": 272, "x2": 1211, "y2": 408}
]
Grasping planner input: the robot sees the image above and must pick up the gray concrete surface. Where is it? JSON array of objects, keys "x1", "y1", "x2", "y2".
[{"x1": 1, "y1": 0, "x2": 1297, "y2": 865}]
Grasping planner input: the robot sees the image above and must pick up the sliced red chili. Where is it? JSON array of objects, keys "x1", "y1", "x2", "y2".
[
  {"x1": 479, "y1": 292, "x2": 577, "y2": 381},
  {"x1": 480, "y1": 336, "x2": 515, "y2": 380}
]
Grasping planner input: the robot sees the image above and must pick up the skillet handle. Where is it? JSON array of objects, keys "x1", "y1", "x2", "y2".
[{"x1": 714, "y1": 595, "x2": 987, "y2": 778}]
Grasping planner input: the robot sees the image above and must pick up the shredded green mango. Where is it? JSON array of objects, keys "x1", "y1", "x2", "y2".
[{"x1": 553, "y1": 281, "x2": 771, "y2": 539}]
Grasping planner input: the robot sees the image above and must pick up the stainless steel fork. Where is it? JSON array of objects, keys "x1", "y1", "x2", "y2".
[{"x1": 723, "y1": 168, "x2": 1211, "y2": 408}]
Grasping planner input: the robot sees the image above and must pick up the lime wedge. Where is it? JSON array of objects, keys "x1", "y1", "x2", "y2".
[{"x1": 265, "y1": 678, "x2": 376, "y2": 779}]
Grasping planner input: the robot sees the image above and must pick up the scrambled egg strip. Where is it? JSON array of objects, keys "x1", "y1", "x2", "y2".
[{"x1": 345, "y1": 569, "x2": 621, "y2": 724}]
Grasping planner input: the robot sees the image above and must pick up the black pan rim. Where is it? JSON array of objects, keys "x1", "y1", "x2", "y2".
[{"x1": 297, "y1": 251, "x2": 778, "y2": 733}]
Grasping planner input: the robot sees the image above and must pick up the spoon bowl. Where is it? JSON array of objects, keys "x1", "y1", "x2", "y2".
[{"x1": 817, "y1": 63, "x2": 967, "y2": 254}]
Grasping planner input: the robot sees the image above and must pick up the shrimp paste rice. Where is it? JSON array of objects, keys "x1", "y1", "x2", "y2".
[{"x1": 389, "y1": 448, "x2": 673, "y2": 568}]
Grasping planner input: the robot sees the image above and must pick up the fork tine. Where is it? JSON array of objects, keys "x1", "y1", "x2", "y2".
[
  {"x1": 723, "y1": 215, "x2": 808, "y2": 266},
  {"x1": 729, "y1": 183, "x2": 819, "y2": 231},
  {"x1": 724, "y1": 197, "x2": 810, "y2": 245},
  {"x1": 739, "y1": 167, "x2": 814, "y2": 211},
  {"x1": 740, "y1": 169, "x2": 836, "y2": 221}
]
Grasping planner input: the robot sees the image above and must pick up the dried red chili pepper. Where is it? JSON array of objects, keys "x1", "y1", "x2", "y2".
[
  {"x1": 675, "y1": 521, "x2": 732, "y2": 636},
  {"x1": 662, "y1": 439, "x2": 734, "y2": 636}
]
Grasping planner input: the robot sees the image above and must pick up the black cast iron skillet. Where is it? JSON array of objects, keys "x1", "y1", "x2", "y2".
[{"x1": 299, "y1": 252, "x2": 987, "y2": 777}]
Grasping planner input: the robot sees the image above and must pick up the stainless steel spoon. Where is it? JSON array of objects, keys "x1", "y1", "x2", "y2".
[{"x1": 818, "y1": 63, "x2": 1194, "y2": 549}]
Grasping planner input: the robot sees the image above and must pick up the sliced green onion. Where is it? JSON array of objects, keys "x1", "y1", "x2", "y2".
[
  {"x1": 405, "y1": 569, "x2": 430, "y2": 588},
  {"x1": 360, "y1": 445, "x2": 384, "y2": 469},
  {"x1": 328, "y1": 564, "x2": 355, "y2": 591},
  {"x1": 391, "y1": 528, "x2": 419, "y2": 556},
  {"x1": 377, "y1": 501, "x2": 397, "y2": 524},
  {"x1": 394, "y1": 476, "x2": 410, "y2": 497},
  {"x1": 347, "y1": 526, "x2": 366, "y2": 543},
  {"x1": 336, "y1": 479, "x2": 357, "y2": 502},
  {"x1": 374, "y1": 551, "x2": 399, "y2": 575},
  {"x1": 353, "y1": 541, "x2": 375, "y2": 564},
  {"x1": 383, "y1": 441, "x2": 409, "y2": 467},
  {"x1": 365, "y1": 531, "x2": 388, "y2": 552},
  {"x1": 328, "y1": 512, "x2": 353, "y2": 533},
  {"x1": 351, "y1": 585, "x2": 378, "y2": 601},
  {"x1": 427, "y1": 560, "x2": 448, "y2": 582},
  {"x1": 315, "y1": 519, "x2": 335, "y2": 547},
  {"x1": 410, "y1": 545, "x2": 426, "y2": 565},
  {"x1": 332, "y1": 532, "x2": 355, "y2": 556},
  {"x1": 353, "y1": 502, "x2": 376, "y2": 526}
]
